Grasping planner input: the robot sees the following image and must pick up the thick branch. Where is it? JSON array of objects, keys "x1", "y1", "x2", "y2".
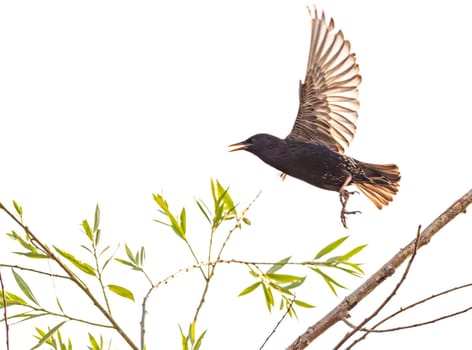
[{"x1": 287, "y1": 188, "x2": 472, "y2": 350}]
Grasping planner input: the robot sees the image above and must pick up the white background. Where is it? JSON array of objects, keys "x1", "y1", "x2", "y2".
[{"x1": 1, "y1": 1, "x2": 471, "y2": 349}]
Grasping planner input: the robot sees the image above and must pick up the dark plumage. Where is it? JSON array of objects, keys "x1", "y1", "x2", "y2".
[{"x1": 229, "y1": 7, "x2": 400, "y2": 228}]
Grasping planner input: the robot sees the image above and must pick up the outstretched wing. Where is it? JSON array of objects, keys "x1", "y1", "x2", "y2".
[{"x1": 286, "y1": 6, "x2": 361, "y2": 153}]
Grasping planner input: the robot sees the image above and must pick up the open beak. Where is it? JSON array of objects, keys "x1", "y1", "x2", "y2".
[{"x1": 228, "y1": 141, "x2": 249, "y2": 152}]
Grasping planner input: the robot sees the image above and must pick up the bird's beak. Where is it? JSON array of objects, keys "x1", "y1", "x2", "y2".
[{"x1": 228, "y1": 141, "x2": 249, "y2": 152}]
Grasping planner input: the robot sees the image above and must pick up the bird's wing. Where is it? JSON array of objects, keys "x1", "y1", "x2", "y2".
[{"x1": 286, "y1": 6, "x2": 361, "y2": 153}]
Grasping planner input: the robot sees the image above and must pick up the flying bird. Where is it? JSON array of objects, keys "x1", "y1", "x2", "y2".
[{"x1": 229, "y1": 6, "x2": 400, "y2": 228}]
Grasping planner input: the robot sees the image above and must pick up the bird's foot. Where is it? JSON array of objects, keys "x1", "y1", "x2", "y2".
[
  {"x1": 340, "y1": 208, "x2": 362, "y2": 229},
  {"x1": 339, "y1": 189, "x2": 361, "y2": 229}
]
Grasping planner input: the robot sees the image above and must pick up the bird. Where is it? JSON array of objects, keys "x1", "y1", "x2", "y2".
[{"x1": 228, "y1": 6, "x2": 400, "y2": 228}]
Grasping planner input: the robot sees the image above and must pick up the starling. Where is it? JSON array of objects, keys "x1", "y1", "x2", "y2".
[{"x1": 229, "y1": 6, "x2": 400, "y2": 228}]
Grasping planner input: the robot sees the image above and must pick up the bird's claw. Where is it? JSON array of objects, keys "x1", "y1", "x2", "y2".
[
  {"x1": 340, "y1": 209, "x2": 361, "y2": 229},
  {"x1": 339, "y1": 190, "x2": 361, "y2": 229}
]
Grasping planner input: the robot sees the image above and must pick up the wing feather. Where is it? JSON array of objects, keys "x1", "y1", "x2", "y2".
[{"x1": 286, "y1": 6, "x2": 361, "y2": 153}]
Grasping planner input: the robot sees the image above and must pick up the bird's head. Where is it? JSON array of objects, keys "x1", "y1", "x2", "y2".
[{"x1": 228, "y1": 133, "x2": 284, "y2": 157}]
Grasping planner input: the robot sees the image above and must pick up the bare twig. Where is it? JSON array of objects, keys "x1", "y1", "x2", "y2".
[
  {"x1": 286, "y1": 188, "x2": 472, "y2": 350},
  {"x1": 0, "y1": 264, "x2": 70, "y2": 280},
  {"x1": 342, "y1": 304, "x2": 472, "y2": 333},
  {"x1": 343, "y1": 282, "x2": 472, "y2": 337},
  {"x1": 376, "y1": 282, "x2": 472, "y2": 327},
  {"x1": 259, "y1": 297, "x2": 295, "y2": 350}
]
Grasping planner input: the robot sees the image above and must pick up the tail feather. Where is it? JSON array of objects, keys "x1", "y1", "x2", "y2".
[{"x1": 355, "y1": 162, "x2": 400, "y2": 209}]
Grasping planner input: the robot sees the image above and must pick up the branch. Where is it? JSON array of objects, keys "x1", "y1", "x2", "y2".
[
  {"x1": 343, "y1": 282, "x2": 472, "y2": 337},
  {"x1": 286, "y1": 188, "x2": 472, "y2": 350},
  {"x1": 0, "y1": 202, "x2": 139, "y2": 350},
  {"x1": 335, "y1": 227, "x2": 421, "y2": 349}
]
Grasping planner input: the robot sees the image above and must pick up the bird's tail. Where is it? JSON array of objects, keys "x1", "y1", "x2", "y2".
[{"x1": 355, "y1": 162, "x2": 401, "y2": 209}]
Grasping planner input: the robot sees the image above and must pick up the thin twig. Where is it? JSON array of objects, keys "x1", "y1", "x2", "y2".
[
  {"x1": 259, "y1": 296, "x2": 296, "y2": 350},
  {"x1": 5, "y1": 304, "x2": 113, "y2": 328},
  {"x1": 0, "y1": 270, "x2": 10, "y2": 350},
  {"x1": 376, "y1": 282, "x2": 472, "y2": 327},
  {"x1": 0, "y1": 264, "x2": 70, "y2": 280},
  {"x1": 192, "y1": 191, "x2": 261, "y2": 324},
  {"x1": 342, "y1": 305, "x2": 472, "y2": 333},
  {"x1": 286, "y1": 188, "x2": 472, "y2": 350},
  {"x1": 91, "y1": 242, "x2": 112, "y2": 315}
]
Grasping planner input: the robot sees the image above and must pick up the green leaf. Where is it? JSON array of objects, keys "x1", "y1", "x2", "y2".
[
  {"x1": 54, "y1": 247, "x2": 96, "y2": 276},
  {"x1": 268, "y1": 281, "x2": 291, "y2": 295},
  {"x1": 210, "y1": 178, "x2": 218, "y2": 205},
  {"x1": 153, "y1": 218, "x2": 171, "y2": 227},
  {"x1": 124, "y1": 244, "x2": 136, "y2": 263},
  {"x1": 93, "y1": 204, "x2": 100, "y2": 233},
  {"x1": 82, "y1": 220, "x2": 93, "y2": 241},
  {"x1": 153, "y1": 194, "x2": 186, "y2": 239},
  {"x1": 266, "y1": 273, "x2": 301, "y2": 284},
  {"x1": 179, "y1": 324, "x2": 189, "y2": 350},
  {"x1": 9, "y1": 311, "x2": 46, "y2": 323},
  {"x1": 339, "y1": 244, "x2": 367, "y2": 261},
  {"x1": 217, "y1": 181, "x2": 235, "y2": 214},
  {"x1": 11, "y1": 269, "x2": 39, "y2": 305},
  {"x1": 189, "y1": 321, "x2": 195, "y2": 343},
  {"x1": 88, "y1": 333, "x2": 100, "y2": 350},
  {"x1": 56, "y1": 297, "x2": 65, "y2": 314},
  {"x1": 293, "y1": 299, "x2": 315, "y2": 308},
  {"x1": 283, "y1": 276, "x2": 306, "y2": 290},
  {"x1": 248, "y1": 267, "x2": 259, "y2": 278},
  {"x1": 180, "y1": 207, "x2": 186, "y2": 235},
  {"x1": 7, "y1": 231, "x2": 45, "y2": 256},
  {"x1": 95, "y1": 228, "x2": 101, "y2": 247},
  {"x1": 242, "y1": 217, "x2": 251, "y2": 225},
  {"x1": 114, "y1": 258, "x2": 136, "y2": 268},
  {"x1": 312, "y1": 268, "x2": 346, "y2": 296},
  {"x1": 153, "y1": 193, "x2": 167, "y2": 210},
  {"x1": 335, "y1": 266, "x2": 363, "y2": 277},
  {"x1": 262, "y1": 283, "x2": 274, "y2": 311},
  {"x1": 107, "y1": 284, "x2": 135, "y2": 301},
  {"x1": 341, "y1": 261, "x2": 364, "y2": 274},
  {"x1": 31, "y1": 321, "x2": 67, "y2": 349},
  {"x1": 14, "y1": 252, "x2": 49, "y2": 259},
  {"x1": 238, "y1": 282, "x2": 261, "y2": 296},
  {"x1": 314, "y1": 236, "x2": 349, "y2": 259},
  {"x1": 1, "y1": 291, "x2": 27, "y2": 306},
  {"x1": 139, "y1": 246, "x2": 145, "y2": 266},
  {"x1": 267, "y1": 256, "x2": 291, "y2": 274},
  {"x1": 193, "y1": 330, "x2": 207, "y2": 350},
  {"x1": 195, "y1": 198, "x2": 211, "y2": 224},
  {"x1": 13, "y1": 200, "x2": 23, "y2": 217}
]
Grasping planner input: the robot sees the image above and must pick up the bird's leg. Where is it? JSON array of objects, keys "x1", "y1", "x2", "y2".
[
  {"x1": 338, "y1": 175, "x2": 361, "y2": 229},
  {"x1": 280, "y1": 173, "x2": 287, "y2": 181}
]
